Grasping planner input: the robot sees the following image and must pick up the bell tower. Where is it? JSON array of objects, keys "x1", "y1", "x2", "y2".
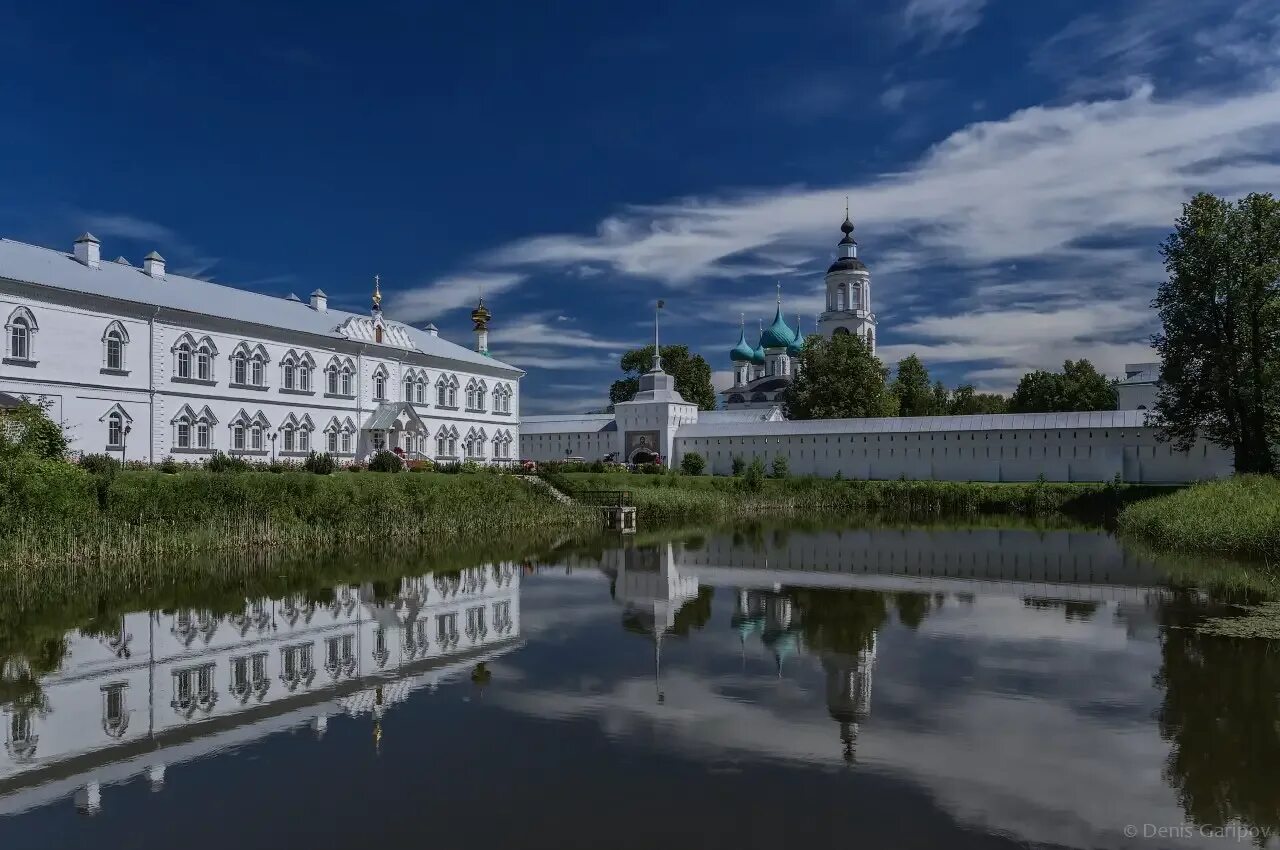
[{"x1": 816, "y1": 203, "x2": 878, "y2": 354}]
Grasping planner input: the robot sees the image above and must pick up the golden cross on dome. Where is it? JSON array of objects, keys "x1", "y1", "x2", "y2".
[{"x1": 372, "y1": 274, "x2": 382, "y2": 308}]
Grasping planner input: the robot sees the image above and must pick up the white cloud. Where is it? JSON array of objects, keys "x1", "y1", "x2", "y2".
[
  {"x1": 901, "y1": 0, "x2": 988, "y2": 49},
  {"x1": 390, "y1": 272, "x2": 526, "y2": 323},
  {"x1": 462, "y1": 77, "x2": 1280, "y2": 388}
]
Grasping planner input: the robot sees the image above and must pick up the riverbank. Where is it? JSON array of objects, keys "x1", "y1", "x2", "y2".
[
  {"x1": 549, "y1": 471, "x2": 1165, "y2": 525},
  {"x1": 1118, "y1": 475, "x2": 1280, "y2": 561},
  {"x1": 0, "y1": 461, "x2": 592, "y2": 572}
]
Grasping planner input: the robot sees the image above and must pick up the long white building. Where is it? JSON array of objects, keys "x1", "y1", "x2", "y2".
[{"x1": 0, "y1": 233, "x2": 521, "y2": 463}]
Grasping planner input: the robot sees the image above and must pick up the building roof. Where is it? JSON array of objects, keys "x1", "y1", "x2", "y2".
[
  {"x1": 699, "y1": 407, "x2": 783, "y2": 423},
  {"x1": 758, "y1": 305, "x2": 796, "y2": 350},
  {"x1": 362, "y1": 402, "x2": 427, "y2": 432},
  {"x1": 676, "y1": 409, "x2": 1154, "y2": 439},
  {"x1": 0, "y1": 237, "x2": 521, "y2": 376},
  {"x1": 0, "y1": 391, "x2": 22, "y2": 409},
  {"x1": 1120, "y1": 362, "x2": 1160, "y2": 385},
  {"x1": 827, "y1": 256, "x2": 867, "y2": 273},
  {"x1": 519, "y1": 413, "x2": 617, "y2": 434}
]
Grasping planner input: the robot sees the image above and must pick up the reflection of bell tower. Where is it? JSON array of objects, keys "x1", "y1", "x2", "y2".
[{"x1": 822, "y1": 634, "x2": 877, "y2": 764}]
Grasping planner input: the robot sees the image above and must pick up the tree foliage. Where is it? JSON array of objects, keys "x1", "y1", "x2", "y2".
[
  {"x1": 0, "y1": 400, "x2": 68, "y2": 460},
  {"x1": 784, "y1": 333, "x2": 898, "y2": 420},
  {"x1": 1153, "y1": 192, "x2": 1280, "y2": 474},
  {"x1": 891, "y1": 355, "x2": 941, "y2": 416},
  {"x1": 1008, "y1": 359, "x2": 1117, "y2": 413},
  {"x1": 609, "y1": 344, "x2": 717, "y2": 411},
  {"x1": 947, "y1": 385, "x2": 1009, "y2": 415}
]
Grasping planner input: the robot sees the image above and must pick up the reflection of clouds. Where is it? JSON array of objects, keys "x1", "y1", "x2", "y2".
[
  {"x1": 501, "y1": 589, "x2": 1231, "y2": 849},
  {"x1": 517, "y1": 574, "x2": 617, "y2": 640}
]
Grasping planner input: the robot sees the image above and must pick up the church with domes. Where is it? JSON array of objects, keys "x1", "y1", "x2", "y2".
[{"x1": 722, "y1": 211, "x2": 878, "y2": 410}]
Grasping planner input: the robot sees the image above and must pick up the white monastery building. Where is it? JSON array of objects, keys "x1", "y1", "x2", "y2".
[
  {"x1": 522, "y1": 212, "x2": 1233, "y2": 484},
  {"x1": 0, "y1": 233, "x2": 520, "y2": 463}
]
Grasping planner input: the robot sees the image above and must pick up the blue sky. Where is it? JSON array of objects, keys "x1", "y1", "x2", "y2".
[{"x1": 2, "y1": 0, "x2": 1278, "y2": 413}]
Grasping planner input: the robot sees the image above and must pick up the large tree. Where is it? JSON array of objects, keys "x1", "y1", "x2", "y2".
[
  {"x1": 783, "y1": 333, "x2": 898, "y2": 420},
  {"x1": 947, "y1": 385, "x2": 1008, "y2": 415},
  {"x1": 1008, "y1": 359, "x2": 1117, "y2": 413},
  {"x1": 608, "y1": 344, "x2": 717, "y2": 411},
  {"x1": 891, "y1": 354, "x2": 939, "y2": 416},
  {"x1": 1153, "y1": 192, "x2": 1280, "y2": 474}
]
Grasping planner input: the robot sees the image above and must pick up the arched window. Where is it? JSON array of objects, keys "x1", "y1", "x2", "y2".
[
  {"x1": 436, "y1": 434, "x2": 447, "y2": 457},
  {"x1": 298, "y1": 356, "x2": 312, "y2": 392},
  {"x1": 282, "y1": 425, "x2": 295, "y2": 453},
  {"x1": 232, "y1": 351, "x2": 248, "y2": 385},
  {"x1": 327, "y1": 427, "x2": 338, "y2": 453},
  {"x1": 836, "y1": 283, "x2": 846, "y2": 311},
  {"x1": 232, "y1": 423, "x2": 246, "y2": 451},
  {"x1": 107, "y1": 412, "x2": 124, "y2": 448},
  {"x1": 251, "y1": 353, "x2": 265, "y2": 387},
  {"x1": 282, "y1": 354, "x2": 297, "y2": 390},
  {"x1": 196, "y1": 421, "x2": 211, "y2": 449},
  {"x1": 373, "y1": 371, "x2": 386, "y2": 401},
  {"x1": 176, "y1": 341, "x2": 193, "y2": 378},
  {"x1": 475, "y1": 381, "x2": 487, "y2": 412},
  {"x1": 326, "y1": 363, "x2": 339, "y2": 394},
  {"x1": 251, "y1": 424, "x2": 263, "y2": 451},
  {"x1": 415, "y1": 379, "x2": 426, "y2": 405},
  {"x1": 437, "y1": 378, "x2": 448, "y2": 406},
  {"x1": 6, "y1": 307, "x2": 36, "y2": 362},
  {"x1": 197, "y1": 343, "x2": 214, "y2": 381},
  {"x1": 833, "y1": 326, "x2": 850, "y2": 336},
  {"x1": 298, "y1": 427, "x2": 310, "y2": 452},
  {"x1": 448, "y1": 378, "x2": 458, "y2": 408},
  {"x1": 466, "y1": 381, "x2": 478, "y2": 410},
  {"x1": 103, "y1": 322, "x2": 128, "y2": 371},
  {"x1": 340, "y1": 366, "x2": 353, "y2": 396},
  {"x1": 340, "y1": 427, "x2": 352, "y2": 454},
  {"x1": 403, "y1": 374, "x2": 414, "y2": 401}
]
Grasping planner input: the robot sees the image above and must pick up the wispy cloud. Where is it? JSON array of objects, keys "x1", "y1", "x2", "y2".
[
  {"x1": 458, "y1": 76, "x2": 1280, "y2": 391},
  {"x1": 389, "y1": 272, "x2": 526, "y2": 323},
  {"x1": 78, "y1": 212, "x2": 220, "y2": 280},
  {"x1": 901, "y1": 0, "x2": 988, "y2": 50}
]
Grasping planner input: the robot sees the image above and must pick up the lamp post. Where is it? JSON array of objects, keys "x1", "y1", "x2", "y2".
[
  {"x1": 121, "y1": 424, "x2": 131, "y2": 465},
  {"x1": 270, "y1": 431, "x2": 277, "y2": 463}
]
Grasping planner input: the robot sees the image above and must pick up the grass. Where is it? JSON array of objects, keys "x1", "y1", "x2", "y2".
[
  {"x1": 0, "y1": 467, "x2": 593, "y2": 573},
  {"x1": 549, "y1": 471, "x2": 1162, "y2": 526},
  {"x1": 1118, "y1": 475, "x2": 1280, "y2": 561}
]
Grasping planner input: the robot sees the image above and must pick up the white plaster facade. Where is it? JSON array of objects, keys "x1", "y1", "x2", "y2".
[
  {"x1": 1117, "y1": 362, "x2": 1160, "y2": 411},
  {"x1": 0, "y1": 563, "x2": 521, "y2": 815},
  {"x1": 0, "y1": 235, "x2": 520, "y2": 463}
]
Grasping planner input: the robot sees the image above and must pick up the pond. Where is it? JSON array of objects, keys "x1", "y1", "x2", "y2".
[{"x1": 0, "y1": 525, "x2": 1276, "y2": 849}]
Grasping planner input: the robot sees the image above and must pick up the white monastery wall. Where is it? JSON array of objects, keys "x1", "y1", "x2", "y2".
[{"x1": 672, "y1": 417, "x2": 1232, "y2": 484}]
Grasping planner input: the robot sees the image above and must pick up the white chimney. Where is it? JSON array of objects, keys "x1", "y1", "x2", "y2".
[
  {"x1": 310, "y1": 289, "x2": 328, "y2": 312},
  {"x1": 74, "y1": 233, "x2": 101, "y2": 268},
  {"x1": 143, "y1": 251, "x2": 166, "y2": 279},
  {"x1": 424, "y1": 323, "x2": 439, "y2": 337}
]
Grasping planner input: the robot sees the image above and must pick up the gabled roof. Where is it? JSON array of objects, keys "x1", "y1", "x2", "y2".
[
  {"x1": 362, "y1": 402, "x2": 428, "y2": 432},
  {"x1": 0, "y1": 237, "x2": 521, "y2": 376},
  {"x1": 519, "y1": 414, "x2": 617, "y2": 434}
]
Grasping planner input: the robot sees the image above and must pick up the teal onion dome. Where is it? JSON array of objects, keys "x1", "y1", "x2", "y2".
[
  {"x1": 730, "y1": 325, "x2": 756, "y2": 363},
  {"x1": 758, "y1": 305, "x2": 797, "y2": 350},
  {"x1": 751, "y1": 342, "x2": 766, "y2": 365},
  {"x1": 786, "y1": 333, "x2": 805, "y2": 357}
]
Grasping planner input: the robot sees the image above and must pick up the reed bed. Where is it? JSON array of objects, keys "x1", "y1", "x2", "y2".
[
  {"x1": 1118, "y1": 474, "x2": 1280, "y2": 561},
  {"x1": 552, "y1": 471, "x2": 1155, "y2": 526},
  {"x1": 0, "y1": 468, "x2": 593, "y2": 583}
]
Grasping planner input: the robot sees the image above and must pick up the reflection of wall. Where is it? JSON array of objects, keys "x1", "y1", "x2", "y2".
[{"x1": 0, "y1": 564, "x2": 522, "y2": 815}]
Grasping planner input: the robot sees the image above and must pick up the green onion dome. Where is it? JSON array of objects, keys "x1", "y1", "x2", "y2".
[
  {"x1": 730, "y1": 325, "x2": 756, "y2": 362},
  {"x1": 786, "y1": 333, "x2": 805, "y2": 357},
  {"x1": 758, "y1": 304, "x2": 797, "y2": 350}
]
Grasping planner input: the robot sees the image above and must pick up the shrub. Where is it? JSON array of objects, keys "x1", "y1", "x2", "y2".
[
  {"x1": 368, "y1": 450, "x2": 404, "y2": 473},
  {"x1": 460, "y1": 459, "x2": 482, "y2": 474},
  {"x1": 0, "y1": 454, "x2": 96, "y2": 533},
  {"x1": 78, "y1": 453, "x2": 121, "y2": 476},
  {"x1": 157, "y1": 456, "x2": 181, "y2": 474},
  {"x1": 742, "y1": 457, "x2": 766, "y2": 492},
  {"x1": 205, "y1": 452, "x2": 253, "y2": 473},
  {"x1": 680, "y1": 452, "x2": 706, "y2": 476},
  {"x1": 770, "y1": 455, "x2": 790, "y2": 479},
  {"x1": 0, "y1": 400, "x2": 68, "y2": 460},
  {"x1": 731, "y1": 456, "x2": 746, "y2": 476},
  {"x1": 303, "y1": 451, "x2": 337, "y2": 475},
  {"x1": 408, "y1": 459, "x2": 435, "y2": 473}
]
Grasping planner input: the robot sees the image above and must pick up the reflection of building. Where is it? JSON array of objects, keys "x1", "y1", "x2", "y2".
[{"x1": 0, "y1": 564, "x2": 522, "y2": 815}]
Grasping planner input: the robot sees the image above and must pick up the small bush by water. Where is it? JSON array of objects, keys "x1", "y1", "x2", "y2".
[{"x1": 1118, "y1": 475, "x2": 1280, "y2": 560}]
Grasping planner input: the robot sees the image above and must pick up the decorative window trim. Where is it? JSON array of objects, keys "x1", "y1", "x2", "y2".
[
  {"x1": 99, "y1": 367, "x2": 131, "y2": 376},
  {"x1": 227, "y1": 382, "x2": 270, "y2": 392},
  {"x1": 2, "y1": 357, "x2": 37, "y2": 367},
  {"x1": 171, "y1": 376, "x2": 217, "y2": 386},
  {"x1": 323, "y1": 392, "x2": 356, "y2": 400},
  {"x1": 279, "y1": 387, "x2": 315, "y2": 396}
]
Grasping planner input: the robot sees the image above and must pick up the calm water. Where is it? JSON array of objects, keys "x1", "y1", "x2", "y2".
[{"x1": 1, "y1": 526, "x2": 1277, "y2": 849}]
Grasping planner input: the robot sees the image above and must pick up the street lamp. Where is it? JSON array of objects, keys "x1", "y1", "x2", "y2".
[
  {"x1": 270, "y1": 431, "x2": 278, "y2": 463},
  {"x1": 121, "y1": 424, "x2": 131, "y2": 465}
]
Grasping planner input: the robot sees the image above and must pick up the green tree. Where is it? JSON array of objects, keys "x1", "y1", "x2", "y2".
[
  {"x1": 948, "y1": 385, "x2": 1008, "y2": 415},
  {"x1": 1153, "y1": 192, "x2": 1280, "y2": 474},
  {"x1": 891, "y1": 355, "x2": 936, "y2": 416},
  {"x1": 679, "y1": 452, "x2": 706, "y2": 476},
  {"x1": 784, "y1": 334, "x2": 898, "y2": 420},
  {"x1": 1009, "y1": 359, "x2": 1117, "y2": 413},
  {"x1": 609, "y1": 344, "x2": 717, "y2": 411},
  {"x1": 0, "y1": 400, "x2": 68, "y2": 460}
]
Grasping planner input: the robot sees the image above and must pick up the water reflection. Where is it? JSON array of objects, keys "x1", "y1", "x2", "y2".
[
  {"x1": 0, "y1": 563, "x2": 521, "y2": 817},
  {"x1": 1, "y1": 527, "x2": 1277, "y2": 849}
]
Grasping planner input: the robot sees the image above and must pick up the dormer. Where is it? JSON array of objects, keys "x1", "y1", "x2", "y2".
[{"x1": 334, "y1": 316, "x2": 417, "y2": 350}]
